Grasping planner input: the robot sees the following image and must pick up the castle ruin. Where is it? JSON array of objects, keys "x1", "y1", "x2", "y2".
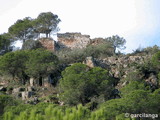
[
  {"x1": 57, "y1": 32, "x2": 91, "y2": 49},
  {"x1": 39, "y1": 32, "x2": 108, "y2": 51}
]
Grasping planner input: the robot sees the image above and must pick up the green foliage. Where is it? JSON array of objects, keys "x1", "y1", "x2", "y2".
[
  {"x1": 3, "y1": 111, "x2": 14, "y2": 120},
  {"x1": 33, "y1": 12, "x2": 61, "y2": 38},
  {"x1": 0, "y1": 95, "x2": 16, "y2": 109},
  {"x1": 8, "y1": 17, "x2": 33, "y2": 43},
  {"x1": 56, "y1": 42, "x2": 114, "y2": 64},
  {"x1": 123, "y1": 71, "x2": 143, "y2": 82},
  {"x1": 0, "y1": 33, "x2": 13, "y2": 55},
  {"x1": 1, "y1": 88, "x2": 160, "y2": 120},
  {"x1": 120, "y1": 81, "x2": 146, "y2": 97},
  {"x1": 3, "y1": 103, "x2": 90, "y2": 120},
  {"x1": 59, "y1": 63, "x2": 114, "y2": 105},
  {"x1": 143, "y1": 45, "x2": 160, "y2": 54},
  {"x1": 137, "y1": 45, "x2": 160, "y2": 55},
  {"x1": 0, "y1": 95, "x2": 19, "y2": 116},
  {"x1": 152, "y1": 51, "x2": 160, "y2": 69},
  {"x1": 106, "y1": 35, "x2": 126, "y2": 52},
  {"x1": 22, "y1": 39, "x2": 42, "y2": 50},
  {"x1": 25, "y1": 49, "x2": 58, "y2": 78},
  {"x1": 0, "y1": 50, "x2": 28, "y2": 82},
  {"x1": 85, "y1": 42, "x2": 114, "y2": 58},
  {"x1": 92, "y1": 89, "x2": 160, "y2": 120},
  {"x1": 0, "y1": 49, "x2": 58, "y2": 84},
  {"x1": 8, "y1": 12, "x2": 61, "y2": 45},
  {"x1": 56, "y1": 48, "x2": 86, "y2": 64}
]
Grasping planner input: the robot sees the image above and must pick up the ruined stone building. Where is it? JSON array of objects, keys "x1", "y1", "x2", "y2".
[
  {"x1": 38, "y1": 32, "x2": 110, "y2": 52},
  {"x1": 39, "y1": 38, "x2": 57, "y2": 51},
  {"x1": 57, "y1": 32, "x2": 91, "y2": 49}
]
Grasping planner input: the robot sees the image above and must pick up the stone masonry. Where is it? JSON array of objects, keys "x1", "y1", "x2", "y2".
[
  {"x1": 57, "y1": 32, "x2": 91, "y2": 49},
  {"x1": 39, "y1": 32, "x2": 109, "y2": 51},
  {"x1": 39, "y1": 38, "x2": 57, "y2": 51}
]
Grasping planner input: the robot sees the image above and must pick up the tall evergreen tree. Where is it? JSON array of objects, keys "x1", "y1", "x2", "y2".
[
  {"x1": 0, "y1": 33, "x2": 13, "y2": 55},
  {"x1": 8, "y1": 17, "x2": 34, "y2": 43},
  {"x1": 106, "y1": 35, "x2": 126, "y2": 53},
  {"x1": 33, "y1": 12, "x2": 61, "y2": 38}
]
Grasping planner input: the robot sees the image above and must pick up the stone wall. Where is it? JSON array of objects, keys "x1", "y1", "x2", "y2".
[
  {"x1": 39, "y1": 32, "x2": 113, "y2": 51},
  {"x1": 39, "y1": 38, "x2": 57, "y2": 51},
  {"x1": 38, "y1": 33, "x2": 110, "y2": 51},
  {"x1": 57, "y1": 32, "x2": 91, "y2": 49}
]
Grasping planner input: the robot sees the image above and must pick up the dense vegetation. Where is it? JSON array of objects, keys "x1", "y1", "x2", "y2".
[
  {"x1": 0, "y1": 12, "x2": 160, "y2": 120},
  {"x1": 59, "y1": 63, "x2": 114, "y2": 105}
]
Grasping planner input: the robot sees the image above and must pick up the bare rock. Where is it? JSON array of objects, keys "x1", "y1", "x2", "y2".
[
  {"x1": 26, "y1": 86, "x2": 34, "y2": 91},
  {"x1": 13, "y1": 87, "x2": 25, "y2": 93},
  {"x1": 107, "y1": 56, "x2": 117, "y2": 65},
  {"x1": 0, "y1": 86, "x2": 7, "y2": 92},
  {"x1": 83, "y1": 57, "x2": 96, "y2": 68},
  {"x1": 22, "y1": 91, "x2": 33, "y2": 100},
  {"x1": 29, "y1": 77, "x2": 34, "y2": 86},
  {"x1": 146, "y1": 74, "x2": 158, "y2": 86}
]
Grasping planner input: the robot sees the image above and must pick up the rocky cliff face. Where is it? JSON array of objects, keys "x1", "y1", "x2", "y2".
[
  {"x1": 102, "y1": 55, "x2": 147, "y2": 78},
  {"x1": 84, "y1": 55, "x2": 151, "y2": 78},
  {"x1": 83, "y1": 54, "x2": 158, "y2": 89}
]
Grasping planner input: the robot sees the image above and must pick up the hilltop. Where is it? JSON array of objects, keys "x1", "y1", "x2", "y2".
[{"x1": 0, "y1": 12, "x2": 160, "y2": 120}]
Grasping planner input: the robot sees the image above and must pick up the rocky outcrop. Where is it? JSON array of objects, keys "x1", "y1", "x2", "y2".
[
  {"x1": 0, "y1": 86, "x2": 7, "y2": 92},
  {"x1": 13, "y1": 87, "x2": 25, "y2": 93},
  {"x1": 57, "y1": 32, "x2": 91, "y2": 49},
  {"x1": 90, "y1": 38, "x2": 107, "y2": 45},
  {"x1": 145, "y1": 73, "x2": 158, "y2": 86},
  {"x1": 83, "y1": 57, "x2": 97, "y2": 68},
  {"x1": 22, "y1": 91, "x2": 33, "y2": 100},
  {"x1": 93, "y1": 55, "x2": 150, "y2": 79},
  {"x1": 29, "y1": 78, "x2": 34, "y2": 87}
]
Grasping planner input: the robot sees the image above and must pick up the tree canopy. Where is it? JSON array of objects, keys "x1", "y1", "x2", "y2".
[
  {"x1": 8, "y1": 17, "x2": 33, "y2": 43},
  {"x1": 59, "y1": 63, "x2": 114, "y2": 105},
  {"x1": 0, "y1": 50, "x2": 28, "y2": 83},
  {"x1": 33, "y1": 12, "x2": 61, "y2": 38},
  {"x1": 152, "y1": 51, "x2": 160, "y2": 69},
  {"x1": 25, "y1": 49, "x2": 59, "y2": 79},
  {"x1": 22, "y1": 39, "x2": 42, "y2": 50},
  {"x1": 106, "y1": 35, "x2": 126, "y2": 52},
  {"x1": 0, "y1": 49, "x2": 58, "y2": 84},
  {"x1": 0, "y1": 33, "x2": 13, "y2": 55},
  {"x1": 8, "y1": 12, "x2": 61, "y2": 44}
]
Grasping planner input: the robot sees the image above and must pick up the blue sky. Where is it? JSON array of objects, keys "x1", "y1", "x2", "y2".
[{"x1": 0, "y1": 0, "x2": 160, "y2": 53}]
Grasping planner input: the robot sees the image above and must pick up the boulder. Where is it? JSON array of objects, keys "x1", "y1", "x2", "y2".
[
  {"x1": 146, "y1": 74, "x2": 158, "y2": 86},
  {"x1": 22, "y1": 91, "x2": 33, "y2": 100},
  {"x1": 30, "y1": 78, "x2": 34, "y2": 86},
  {"x1": 13, "y1": 87, "x2": 25, "y2": 93},
  {"x1": 26, "y1": 86, "x2": 34, "y2": 91},
  {"x1": 107, "y1": 56, "x2": 117, "y2": 64},
  {"x1": 0, "y1": 86, "x2": 7, "y2": 92},
  {"x1": 83, "y1": 56, "x2": 96, "y2": 68}
]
